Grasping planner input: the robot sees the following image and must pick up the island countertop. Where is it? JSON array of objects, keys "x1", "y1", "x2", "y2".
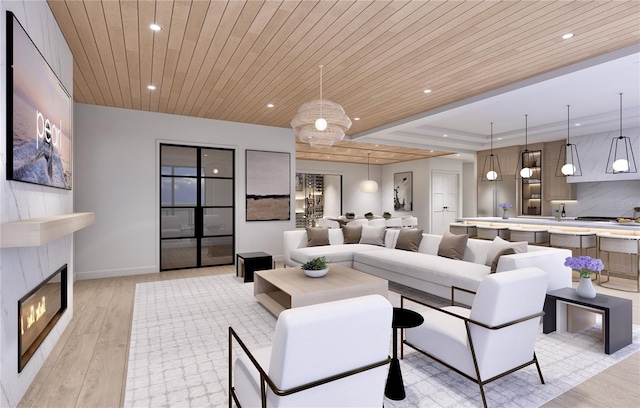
[{"x1": 457, "y1": 217, "x2": 640, "y2": 234}]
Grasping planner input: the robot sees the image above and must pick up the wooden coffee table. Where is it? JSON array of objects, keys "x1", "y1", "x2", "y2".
[{"x1": 254, "y1": 264, "x2": 388, "y2": 316}]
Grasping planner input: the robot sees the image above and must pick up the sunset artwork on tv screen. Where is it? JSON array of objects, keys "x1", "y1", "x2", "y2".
[{"x1": 6, "y1": 11, "x2": 72, "y2": 190}]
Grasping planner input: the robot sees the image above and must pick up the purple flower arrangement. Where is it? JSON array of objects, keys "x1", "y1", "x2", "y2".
[
  {"x1": 564, "y1": 256, "x2": 604, "y2": 278},
  {"x1": 498, "y1": 202, "x2": 512, "y2": 209}
]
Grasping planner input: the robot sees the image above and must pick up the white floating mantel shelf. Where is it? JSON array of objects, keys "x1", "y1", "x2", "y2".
[{"x1": 1, "y1": 212, "x2": 95, "y2": 248}]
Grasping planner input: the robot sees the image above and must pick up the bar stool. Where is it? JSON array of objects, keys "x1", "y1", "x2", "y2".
[
  {"x1": 548, "y1": 229, "x2": 597, "y2": 281},
  {"x1": 476, "y1": 225, "x2": 510, "y2": 240},
  {"x1": 508, "y1": 227, "x2": 550, "y2": 246},
  {"x1": 596, "y1": 232, "x2": 640, "y2": 292},
  {"x1": 449, "y1": 223, "x2": 477, "y2": 237}
]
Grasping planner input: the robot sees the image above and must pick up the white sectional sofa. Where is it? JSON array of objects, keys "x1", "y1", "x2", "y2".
[{"x1": 283, "y1": 228, "x2": 572, "y2": 305}]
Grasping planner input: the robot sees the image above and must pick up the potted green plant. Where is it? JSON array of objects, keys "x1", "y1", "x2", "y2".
[
  {"x1": 364, "y1": 212, "x2": 374, "y2": 220},
  {"x1": 345, "y1": 212, "x2": 355, "y2": 220},
  {"x1": 383, "y1": 211, "x2": 392, "y2": 219},
  {"x1": 301, "y1": 256, "x2": 329, "y2": 278}
]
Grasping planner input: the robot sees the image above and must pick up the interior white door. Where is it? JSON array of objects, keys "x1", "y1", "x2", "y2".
[{"x1": 432, "y1": 172, "x2": 459, "y2": 235}]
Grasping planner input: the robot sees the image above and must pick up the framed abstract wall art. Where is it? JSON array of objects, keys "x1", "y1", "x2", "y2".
[
  {"x1": 246, "y1": 150, "x2": 290, "y2": 221},
  {"x1": 393, "y1": 171, "x2": 413, "y2": 211}
]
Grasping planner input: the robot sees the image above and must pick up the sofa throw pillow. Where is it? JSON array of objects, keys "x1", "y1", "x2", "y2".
[
  {"x1": 342, "y1": 224, "x2": 362, "y2": 244},
  {"x1": 359, "y1": 225, "x2": 386, "y2": 246},
  {"x1": 437, "y1": 231, "x2": 469, "y2": 260},
  {"x1": 490, "y1": 247, "x2": 516, "y2": 273},
  {"x1": 395, "y1": 229, "x2": 424, "y2": 252},
  {"x1": 306, "y1": 227, "x2": 330, "y2": 247},
  {"x1": 485, "y1": 236, "x2": 528, "y2": 266}
]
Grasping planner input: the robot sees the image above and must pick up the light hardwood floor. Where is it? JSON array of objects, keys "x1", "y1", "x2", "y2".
[{"x1": 17, "y1": 266, "x2": 639, "y2": 408}]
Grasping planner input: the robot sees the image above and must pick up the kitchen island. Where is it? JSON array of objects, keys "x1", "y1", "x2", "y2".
[{"x1": 457, "y1": 217, "x2": 640, "y2": 234}]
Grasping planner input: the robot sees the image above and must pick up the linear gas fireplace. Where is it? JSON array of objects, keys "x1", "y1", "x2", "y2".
[{"x1": 18, "y1": 264, "x2": 67, "y2": 372}]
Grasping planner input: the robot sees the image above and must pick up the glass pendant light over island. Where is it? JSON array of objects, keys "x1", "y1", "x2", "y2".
[
  {"x1": 481, "y1": 122, "x2": 502, "y2": 181},
  {"x1": 555, "y1": 105, "x2": 582, "y2": 177},
  {"x1": 606, "y1": 93, "x2": 637, "y2": 174},
  {"x1": 516, "y1": 114, "x2": 535, "y2": 179}
]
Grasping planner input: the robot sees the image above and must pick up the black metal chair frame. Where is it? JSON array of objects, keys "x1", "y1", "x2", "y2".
[
  {"x1": 228, "y1": 327, "x2": 391, "y2": 408},
  {"x1": 400, "y1": 286, "x2": 545, "y2": 408}
]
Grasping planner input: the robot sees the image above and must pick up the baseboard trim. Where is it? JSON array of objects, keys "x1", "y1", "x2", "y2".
[{"x1": 75, "y1": 266, "x2": 158, "y2": 280}]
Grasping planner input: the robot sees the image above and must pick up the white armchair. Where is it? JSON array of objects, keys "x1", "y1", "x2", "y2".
[
  {"x1": 229, "y1": 295, "x2": 393, "y2": 407},
  {"x1": 403, "y1": 267, "x2": 548, "y2": 407},
  {"x1": 401, "y1": 216, "x2": 418, "y2": 228}
]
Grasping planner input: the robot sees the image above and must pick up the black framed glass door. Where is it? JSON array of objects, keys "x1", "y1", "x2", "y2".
[{"x1": 160, "y1": 144, "x2": 235, "y2": 270}]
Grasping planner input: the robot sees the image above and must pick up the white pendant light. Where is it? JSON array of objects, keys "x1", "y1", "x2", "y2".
[
  {"x1": 516, "y1": 115, "x2": 535, "y2": 179},
  {"x1": 291, "y1": 65, "x2": 351, "y2": 148},
  {"x1": 360, "y1": 153, "x2": 378, "y2": 192},
  {"x1": 481, "y1": 123, "x2": 502, "y2": 181},
  {"x1": 555, "y1": 105, "x2": 582, "y2": 177},
  {"x1": 606, "y1": 93, "x2": 637, "y2": 174}
]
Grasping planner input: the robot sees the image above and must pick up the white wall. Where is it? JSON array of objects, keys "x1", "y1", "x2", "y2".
[
  {"x1": 0, "y1": 1, "x2": 74, "y2": 406},
  {"x1": 462, "y1": 162, "x2": 478, "y2": 217},
  {"x1": 296, "y1": 160, "x2": 382, "y2": 216},
  {"x1": 73, "y1": 104, "x2": 295, "y2": 279},
  {"x1": 381, "y1": 157, "x2": 464, "y2": 232}
]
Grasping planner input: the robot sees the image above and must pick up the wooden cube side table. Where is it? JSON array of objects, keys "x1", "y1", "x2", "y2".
[{"x1": 236, "y1": 252, "x2": 273, "y2": 283}]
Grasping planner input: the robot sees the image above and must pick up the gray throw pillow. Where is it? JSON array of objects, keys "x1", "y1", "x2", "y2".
[
  {"x1": 485, "y1": 236, "x2": 528, "y2": 266},
  {"x1": 490, "y1": 247, "x2": 516, "y2": 273},
  {"x1": 395, "y1": 229, "x2": 423, "y2": 252},
  {"x1": 359, "y1": 225, "x2": 386, "y2": 246},
  {"x1": 437, "y1": 231, "x2": 469, "y2": 260},
  {"x1": 342, "y1": 224, "x2": 362, "y2": 244},
  {"x1": 306, "y1": 227, "x2": 329, "y2": 247}
]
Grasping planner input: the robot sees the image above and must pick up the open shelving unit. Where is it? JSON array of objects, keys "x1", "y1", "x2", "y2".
[{"x1": 521, "y1": 150, "x2": 542, "y2": 216}]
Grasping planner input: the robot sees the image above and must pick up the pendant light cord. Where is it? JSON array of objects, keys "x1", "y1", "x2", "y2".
[
  {"x1": 490, "y1": 122, "x2": 494, "y2": 154},
  {"x1": 524, "y1": 114, "x2": 528, "y2": 149},
  {"x1": 367, "y1": 153, "x2": 370, "y2": 180},
  {"x1": 566, "y1": 105, "x2": 570, "y2": 145},
  {"x1": 619, "y1": 93, "x2": 623, "y2": 138},
  {"x1": 319, "y1": 65, "x2": 323, "y2": 119}
]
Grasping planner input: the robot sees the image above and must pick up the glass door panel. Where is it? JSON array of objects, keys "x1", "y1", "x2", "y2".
[{"x1": 160, "y1": 144, "x2": 234, "y2": 270}]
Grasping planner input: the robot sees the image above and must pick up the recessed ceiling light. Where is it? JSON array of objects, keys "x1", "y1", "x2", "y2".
[
  {"x1": 147, "y1": 85, "x2": 156, "y2": 90},
  {"x1": 456, "y1": 154, "x2": 460, "y2": 157},
  {"x1": 267, "y1": 103, "x2": 274, "y2": 108},
  {"x1": 354, "y1": 117, "x2": 360, "y2": 121},
  {"x1": 443, "y1": 134, "x2": 447, "y2": 137},
  {"x1": 562, "y1": 33, "x2": 574, "y2": 39},
  {"x1": 423, "y1": 89, "x2": 432, "y2": 94},
  {"x1": 430, "y1": 150, "x2": 434, "y2": 153},
  {"x1": 498, "y1": 137, "x2": 503, "y2": 141},
  {"x1": 150, "y1": 23, "x2": 162, "y2": 31},
  {"x1": 574, "y1": 123, "x2": 581, "y2": 126}
]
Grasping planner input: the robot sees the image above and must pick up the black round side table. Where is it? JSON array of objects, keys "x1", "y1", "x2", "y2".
[{"x1": 385, "y1": 307, "x2": 424, "y2": 400}]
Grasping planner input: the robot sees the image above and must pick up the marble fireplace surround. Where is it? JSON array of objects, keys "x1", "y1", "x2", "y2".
[{"x1": 0, "y1": 213, "x2": 93, "y2": 406}]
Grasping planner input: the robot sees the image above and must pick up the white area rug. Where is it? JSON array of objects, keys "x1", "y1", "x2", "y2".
[{"x1": 124, "y1": 274, "x2": 639, "y2": 407}]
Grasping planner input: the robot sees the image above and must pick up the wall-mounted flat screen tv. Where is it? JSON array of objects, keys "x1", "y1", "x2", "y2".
[{"x1": 6, "y1": 11, "x2": 72, "y2": 190}]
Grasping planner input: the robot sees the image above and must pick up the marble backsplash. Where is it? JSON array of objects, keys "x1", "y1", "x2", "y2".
[{"x1": 557, "y1": 180, "x2": 640, "y2": 218}]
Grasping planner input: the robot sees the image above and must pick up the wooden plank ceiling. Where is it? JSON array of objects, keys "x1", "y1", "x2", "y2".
[{"x1": 47, "y1": 0, "x2": 640, "y2": 164}]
